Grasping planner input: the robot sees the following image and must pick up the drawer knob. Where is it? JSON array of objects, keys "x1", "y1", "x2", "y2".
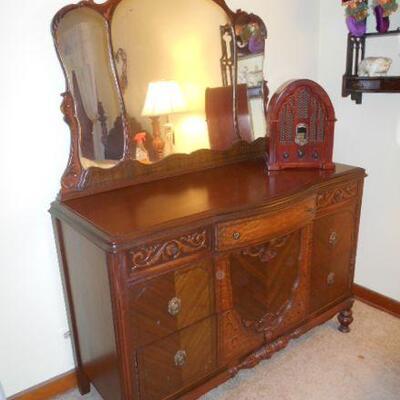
[
  {"x1": 327, "y1": 272, "x2": 336, "y2": 286},
  {"x1": 232, "y1": 232, "x2": 241, "y2": 241},
  {"x1": 174, "y1": 350, "x2": 187, "y2": 367},
  {"x1": 329, "y1": 231, "x2": 338, "y2": 246},
  {"x1": 168, "y1": 297, "x2": 182, "y2": 317}
]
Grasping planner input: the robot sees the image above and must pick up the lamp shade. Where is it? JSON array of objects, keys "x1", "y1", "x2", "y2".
[{"x1": 142, "y1": 81, "x2": 186, "y2": 117}]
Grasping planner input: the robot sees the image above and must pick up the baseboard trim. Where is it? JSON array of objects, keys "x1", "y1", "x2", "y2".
[
  {"x1": 353, "y1": 284, "x2": 400, "y2": 319},
  {"x1": 9, "y1": 370, "x2": 77, "y2": 400}
]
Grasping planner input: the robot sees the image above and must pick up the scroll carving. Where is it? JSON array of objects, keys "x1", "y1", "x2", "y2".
[
  {"x1": 241, "y1": 235, "x2": 290, "y2": 263},
  {"x1": 317, "y1": 182, "x2": 357, "y2": 208},
  {"x1": 60, "y1": 92, "x2": 88, "y2": 193},
  {"x1": 229, "y1": 328, "x2": 303, "y2": 377},
  {"x1": 240, "y1": 277, "x2": 300, "y2": 335},
  {"x1": 129, "y1": 230, "x2": 208, "y2": 270}
]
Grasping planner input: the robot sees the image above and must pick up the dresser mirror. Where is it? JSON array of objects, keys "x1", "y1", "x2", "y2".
[{"x1": 53, "y1": 0, "x2": 268, "y2": 198}]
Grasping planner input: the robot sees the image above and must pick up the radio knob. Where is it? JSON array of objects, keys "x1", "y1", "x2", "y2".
[
  {"x1": 312, "y1": 151, "x2": 319, "y2": 160},
  {"x1": 283, "y1": 152, "x2": 289, "y2": 160},
  {"x1": 297, "y1": 150, "x2": 305, "y2": 159}
]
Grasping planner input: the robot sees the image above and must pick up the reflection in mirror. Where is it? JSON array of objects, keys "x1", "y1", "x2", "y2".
[
  {"x1": 56, "y1": 7, "x2": 124, "y2": 169},
  {"x1": 230, "y1": 231, "x2": 301, "y2": 332},
  {"x1": 235, "y1": 16, "x2": 268, "y2": 140},
  {"x1": 111, "y1": 0, "x2": 231, "y2": 162}
]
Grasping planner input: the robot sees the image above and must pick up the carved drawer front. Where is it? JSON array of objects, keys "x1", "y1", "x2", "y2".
[
  {"x1": 317, "y1": 181, "x2": 358, "y2": 211},
  {"x1": 129, "y1": 259, "x2": 215, "y2": 348},
  {"x1": 128, "y1": 229, "x2": 209, "y2": 274},
  {"x1": 310, "y1": 207, "x2": 356, "y2": 313},
  {"x1": 216, "y1": 196, "x2": 315, "y2": 252},
  {"x1": 137, "y1": 317, "x2": 217, "y2": 400}
]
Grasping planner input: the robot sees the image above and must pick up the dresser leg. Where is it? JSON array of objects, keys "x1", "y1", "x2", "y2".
[
  {"x1": 77, "y1": 370, "x2": 91, "y2": 395},
  {"x1": 338, "y1": 307, "x2": 354, "y2": 333}
]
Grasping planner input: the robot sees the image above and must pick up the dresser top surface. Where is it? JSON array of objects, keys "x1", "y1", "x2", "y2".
[{"x1": 52, "y1": 159, "x2": 365, "y2": 243}]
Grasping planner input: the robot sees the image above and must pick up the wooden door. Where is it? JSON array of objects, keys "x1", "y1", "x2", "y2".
[{"x1": 310, "y1": 205, "x2": 357, "y2": 313}]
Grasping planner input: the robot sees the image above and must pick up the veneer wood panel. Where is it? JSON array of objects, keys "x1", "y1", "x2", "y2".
[
  {"x1": 129, "y1": 259, "x2": 215, "y2": 348},
  {"x1": 137, "y1": 317, "x2": 217, "y2": 400}
]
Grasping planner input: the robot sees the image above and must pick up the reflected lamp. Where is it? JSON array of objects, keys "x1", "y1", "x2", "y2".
[{"x1": 142, "y1": 81, "x2": 186, "y2": 160}]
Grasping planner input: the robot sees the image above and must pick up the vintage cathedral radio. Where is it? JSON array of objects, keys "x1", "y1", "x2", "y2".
[{"x1": 266, "y1": 79, "x2": 336, "y2": 171}]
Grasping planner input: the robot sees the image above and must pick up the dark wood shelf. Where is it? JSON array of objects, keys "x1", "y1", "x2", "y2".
[
  {"x1": 342, "y1": 76, "x2": 400, "y2": 104},
  {"x1": 342, "y1": 27, "x2": 400, "y2": 104},
  {"x1": 364, "y1": 28, "x2": 400, "y2": 38}
]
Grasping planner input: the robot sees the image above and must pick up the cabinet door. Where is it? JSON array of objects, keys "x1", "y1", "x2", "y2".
[
  {"x1": 217, "y1": 227, "x2": 311, "y2": 365},
  {"x1": 310, "y1": 207, "x2": 356, "y2": 313}
]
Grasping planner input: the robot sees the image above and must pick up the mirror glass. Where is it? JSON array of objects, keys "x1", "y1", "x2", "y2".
[
  {"x1": 236, "y1": 16, "x2": 267, "y2": 140},
  {"x1": 111, "y1": 0, "x2": 233, "y2": 163},
  {"x1": 56, "y1": 7, "x2": 125, "y2": 169}
]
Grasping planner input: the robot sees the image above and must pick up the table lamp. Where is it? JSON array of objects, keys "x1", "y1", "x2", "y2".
[{"x1": 142, "y1": 81, "x2": 186, "y2": 160}]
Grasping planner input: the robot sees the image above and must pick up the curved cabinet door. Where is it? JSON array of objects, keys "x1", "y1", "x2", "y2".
[{"x1": 217, "y1": 226, "x2": 312, "y2": 366}]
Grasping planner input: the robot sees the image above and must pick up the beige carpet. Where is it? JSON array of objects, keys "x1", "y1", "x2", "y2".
[{"x1": 55, "y1": 301, "x2": 400, "y2": 400}]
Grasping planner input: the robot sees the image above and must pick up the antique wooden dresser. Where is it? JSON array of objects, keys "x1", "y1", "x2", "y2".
[{"x1": 49, "y1": 1, "x2": 366, "y2": 399}]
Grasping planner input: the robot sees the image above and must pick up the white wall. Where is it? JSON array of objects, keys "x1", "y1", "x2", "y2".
[
  {"x1": 318, "y1": 2, "x2": 400, "y2": 301},
  {"x1": 0, "y1": 1, "x2": 75, "y2": 396}
]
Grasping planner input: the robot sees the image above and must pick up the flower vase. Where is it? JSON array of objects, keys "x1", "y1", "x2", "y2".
[
  {"x1": 374, "y1": 5, "x2": 390, "y2": 33},
  {"x1": 346, "y1": 16, "x2": 367, "y2": 37}
]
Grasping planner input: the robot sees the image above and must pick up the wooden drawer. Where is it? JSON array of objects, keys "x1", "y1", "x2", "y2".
[
  {"x1": 216, "y1": 196, "x2": 316, "y2": 251},
  {"x1": 129, "y1": 259, "x2": 215, "y2": 348},
  {"x1": 310, "y1": 207, "x2": 356, "y2": 312},
  {"x1": 137, "y1": 317, "x2": 217, "y2": 400}
]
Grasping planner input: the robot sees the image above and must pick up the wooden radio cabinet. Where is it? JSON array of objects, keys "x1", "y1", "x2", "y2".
[{"x1": 50, "y1": 161, "x2": 365, "y2": 400}]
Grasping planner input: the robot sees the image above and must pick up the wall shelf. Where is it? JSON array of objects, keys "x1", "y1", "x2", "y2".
[
  {"x1": 342, "y1": 28, "x2": 400, "y2": 104},
  {"x1": 343, "y1": 75, "x2": 400, "y2": 104}
]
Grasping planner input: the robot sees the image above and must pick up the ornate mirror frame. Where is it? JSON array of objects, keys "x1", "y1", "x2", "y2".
[{"x1": 52, "y1": 0, "x2": 269, "y2": 200}]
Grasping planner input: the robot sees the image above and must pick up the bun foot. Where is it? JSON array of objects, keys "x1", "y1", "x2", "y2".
[{"x1": 338, "y1": 308, "x2": 353, "y2": 333}]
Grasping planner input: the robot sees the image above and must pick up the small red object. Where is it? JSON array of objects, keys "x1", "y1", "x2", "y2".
[{"x1": 266, "y1": 79, "x2": 336, "y2": 171}]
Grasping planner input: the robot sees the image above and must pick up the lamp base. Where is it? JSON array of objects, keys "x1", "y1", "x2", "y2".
[{"x1": 150, "y1": 116, "x2": 165, "y2": 160}]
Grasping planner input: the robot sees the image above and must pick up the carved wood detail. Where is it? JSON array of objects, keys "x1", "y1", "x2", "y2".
[
  {"x1": 129, "y1": 230, "x2": 209, "y2": 271},
  {"x1": 317, "y1": 182, "x2": 358, "y2": 209},
  {"x1": 229, "y1": 327, "x2": 303, "y2": 377},
  {"x1": 218, "y1": 310, "x2": 264, "y2": 366},
  {"x1": 62, "y1": 138, "x2": 266, "y2": 200},
  {"x1": 241, "y1": 235, "x2": 290, "y2": 263},
  {"x1": 60, "y1": 92, "x2": 88, "y2": 194}
]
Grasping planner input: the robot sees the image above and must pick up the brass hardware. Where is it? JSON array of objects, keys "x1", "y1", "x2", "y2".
[
  {"x1": 327, "y1": 272, "x2": 336, "y2": 286},
  {"x1": 168, "y1": 297, "x2": 181, "y2": 317},
  {"x1": 174, "y1": 350, "x2": 187, "y2": 367},
  {"x1": 232, "y1": 232, "x2": 241, "y2": 241},
  {"x1": 329, "y1": 231, "x2": 338, "y2": 246}
]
